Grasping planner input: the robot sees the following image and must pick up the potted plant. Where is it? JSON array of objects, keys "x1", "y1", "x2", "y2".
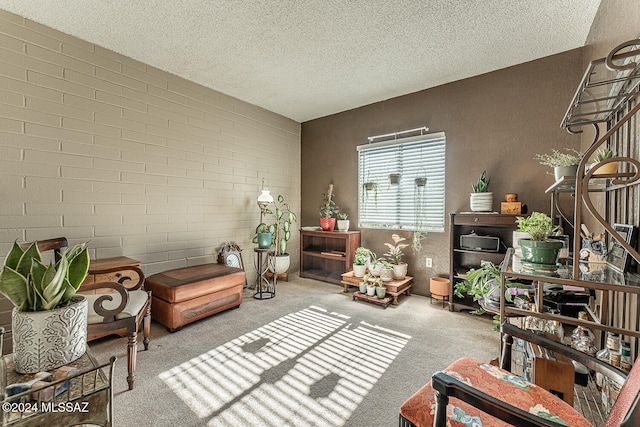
[
  {"x1": 378, "y1": 258, "x2": 394, "y2": 282},
  {"x1": 592, "y1": 145, "x2": 617, "y2": 175},
  {"x1": 337, "y1": 213, "x2": 350, "y2": 231},
  {"x1": 253, "y1": 223, "x2": 273, "y2": 249},
  {"x1": 319, "y1": 183, "x2": 339, "y2": 231},
  {"x1": 384, "y1": 234, "x2": 409, "y2": 279},
  {"x1": 366, "y1": 277, "x2": 377, "y2": 296},
  {"x1": 362, "y1": 180, "x2": 379, "y2": 206},
  {"x1": 359, "y1": 273, "x2": 371, "y2": 294},
  {"x1": 353, "y1": 252, "x2": 367, "y2": 278},
  {"x1": 454, "y1": 260, "x2": 529, "y2": 328},
  {"x1": 375, "y1": 279, "x2": 386, "y2": 299},
  {"x1": 266, "y1": 194, "x2": 297, "y2": 275},
  {"x1": 470, "y1": 170, "x2": 493, "y2": 212},
  {"x1": 0, "y1": 240, "x2": 90, "y2": 373},
  {"x1": 535, "y1": 148, "x2": 581, "y2": 181},
  {"x1": 516, "y1": 212, "x2": 564, "y2": 265}
]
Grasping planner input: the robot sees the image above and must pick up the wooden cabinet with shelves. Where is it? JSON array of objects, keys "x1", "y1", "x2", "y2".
[
  {"x1": 449, "y1": 213, "x2": 519, "y2": 312},
  {"x1": 299, "y1": 230, "x2": 360, "y2": 285}
]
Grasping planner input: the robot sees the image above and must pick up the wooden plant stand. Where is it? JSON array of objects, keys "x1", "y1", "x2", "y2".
[
  {"x1": 341, "y1": 271, "x2": 413, "y2": 305},
  {"x1": 353, "y1": 291, "x2": 392, "y2": 308}
]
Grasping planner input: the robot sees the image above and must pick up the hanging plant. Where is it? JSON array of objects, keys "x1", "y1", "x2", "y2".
[
  {"x1": 415, "y1": 177, "x2": 427, "y2": 187},
  {"x1": 389, "y1": 173, "x2": 401, "y2": 185}
]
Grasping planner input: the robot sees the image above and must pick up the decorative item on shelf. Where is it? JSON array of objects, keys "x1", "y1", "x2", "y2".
[
  {"x1": 579, "y1": 224, "x2": 607, "y2": 263},
  {"x1": 591, "y1": 145, "x2": 618, "y2": 175},
  {"x1": 515, "y1": 212, "x2": 564, "y2": 275},
  {"x1": 0, "y1": 240, "x2": 90, "y2": 373},
  {"x1": 337, "y1": 213, "x2": 350, "y2": 231},
  {"x1": 384, "y1": 234, "x2": 409, "y2": 279},
  {"x1": 469, "y1": 170, "x2": 493, "y2": 212},
  {"x1": 500, "y1": 193, "x2": 526, "y2": 215},
  {"x1": 535, "y1": 148, "x2": 581, "y2": 182},
  {"x1": 319, "y1": 183, "x2": 339, "y2": 231}
]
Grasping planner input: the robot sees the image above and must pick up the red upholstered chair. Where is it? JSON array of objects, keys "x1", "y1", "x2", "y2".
[{"x1": 399, "y1": 323, "x2": 640, "y2": 427}]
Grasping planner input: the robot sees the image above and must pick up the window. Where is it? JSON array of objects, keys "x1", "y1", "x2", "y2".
[{"x1": 357, "y1": 131, "x2": 445, "y2": 232}]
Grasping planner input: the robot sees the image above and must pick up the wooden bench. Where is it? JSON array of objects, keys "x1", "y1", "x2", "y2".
[{"x1": 145, "y1": 264, "x2": 245, "y2": 332}]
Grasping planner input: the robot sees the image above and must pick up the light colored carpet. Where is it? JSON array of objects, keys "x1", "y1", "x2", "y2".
[{"x1": 89, "y1": 274, "x2": 499, "y2": 426}]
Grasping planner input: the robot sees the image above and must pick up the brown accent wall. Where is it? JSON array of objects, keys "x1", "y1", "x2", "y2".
[{"x1": 301, "y1": 50, "x2": 585, "y2": 296}]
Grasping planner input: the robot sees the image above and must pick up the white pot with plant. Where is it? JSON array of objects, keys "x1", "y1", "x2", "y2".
[
  {"x1": 359, "y1": 274, "x2": 369, "y2": 294},
  {"x1": 378, "y1": 259, "x2": 394, "y2": 282},
  {"x1": 353, "y1": 252, "x2": 367, "y2": 278},
  {"x1": 264, "y1": 194, "x2": 297, "y2": 275},
  {"x1": 470, "y1": 170, "x2": 493, "y2": 212},
  {"x1": 535, "y1": 148, "x2": 581, "y2": 182},
  {"x1": 384, "y1": 234, "x2": 409, "y2": 279},
  {"x1": 0, "y1": 240, "x2": 90, "y2": 373},
  {"x1": 337, "y1": 213, "x2": 350, "y2": 231},
  {"x1": 366, "y1": 279, "x2": 376, "y2": 296}
]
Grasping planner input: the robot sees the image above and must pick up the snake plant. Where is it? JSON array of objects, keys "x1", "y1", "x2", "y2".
[{"x1": 0, "y1": 241, "x2": 90, "y2": 311}]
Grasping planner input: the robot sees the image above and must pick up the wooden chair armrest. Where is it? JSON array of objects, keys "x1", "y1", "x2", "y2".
[
  {"x1": 431, "y1": 371, "x2": 567, "y2": 427},
  {"x1": 86, "y1": 265, "x2": 145, "y2": 290},
  {"x1": 81, "y1": 281, "x2": 130, "y2": 323},
  {"x1": 501, "y1": 322, "x2": 628, "y2": 385}
]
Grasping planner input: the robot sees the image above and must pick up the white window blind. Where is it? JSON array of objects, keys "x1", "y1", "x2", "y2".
[{"x1": 357, "y1": 132, "x2": 445, "y2": 231}]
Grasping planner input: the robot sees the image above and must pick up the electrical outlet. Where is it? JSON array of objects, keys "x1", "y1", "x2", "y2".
[{"x1": 425, "y1": 257, "x2": 432, "y2": 268}]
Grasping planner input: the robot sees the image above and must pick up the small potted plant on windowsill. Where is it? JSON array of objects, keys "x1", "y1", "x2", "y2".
[
  {"x1": 470, "y1": 170, "x2": 493, "y2": 212},
  {"x1": 319, "y1": 183, "x2": 339, "y2": 231},
  {"x1": 535, "y1": 148, "x2": 582, "y2": 182}
]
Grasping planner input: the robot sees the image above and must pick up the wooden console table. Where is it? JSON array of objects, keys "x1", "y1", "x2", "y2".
[{"x1": 340, "y1": 271, "x2": 413, "y2": 305}]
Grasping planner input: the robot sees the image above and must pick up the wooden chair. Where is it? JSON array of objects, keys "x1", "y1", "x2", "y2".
[
  {"x1": 31, "y1": 237, "x2": 151, "y2": 391},
  {"x1": 399, "y1": 322, "x2": 640, "y2": 427}
]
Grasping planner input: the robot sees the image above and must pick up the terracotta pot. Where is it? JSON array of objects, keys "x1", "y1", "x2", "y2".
[
  {"x1": 320, "y1": 218, "x2": 336, "y2": 231},
  {"x1": 430, "y1": 277, "x2": 450, "y2": 300}
]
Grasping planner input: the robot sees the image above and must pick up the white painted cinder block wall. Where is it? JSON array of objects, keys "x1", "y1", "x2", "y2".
[{"x1": 0, "y1": 10, "x2": 301, "y2": 282}]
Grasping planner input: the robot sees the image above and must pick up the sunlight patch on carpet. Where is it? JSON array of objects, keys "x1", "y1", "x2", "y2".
[{"x1": 159, "y1": 306, "x2": 410, "y2": 426}]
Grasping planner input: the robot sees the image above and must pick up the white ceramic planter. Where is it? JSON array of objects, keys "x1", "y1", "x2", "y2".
[
  {"x1": 470, "y1": 192, "x2": 493, "y2": 212},
  {"x1": 12, "y1": 296, "x2": 88, "y2": 373},
  {"x1": 366, "y1": 285, "x2": 376, "y2": 296},
  {"x1": 554, "y1": 165, "x2": 578, "y2": 181},
  {"x1": 337, "y1": 220, "x2": 350, "y2": 231},
  {"x1": 353, "y1": 263, "x2": 367, "y2": 277},
  {"x1": 268, "y1": 254, "x2": 290, "y2": 274},
  {"x1": 392, "y1": 263, "x2": 408, "y2": 279},
  {"x1": 380, "y1": 267, "x2": 394, "y2": 282}
]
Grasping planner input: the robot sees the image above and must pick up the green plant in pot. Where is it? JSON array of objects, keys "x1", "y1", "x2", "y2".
[
  {"x1": 384, "y1": 234, "x2": 409, "y2": 279},
  {"x1": 319, "y1": 183, "x2": 339, "y2": 231},
  {"x1": 375, "y1": 279, "x2": 386, "y2": 299},
  {"x1": 592, "y1": 145, "x2": 617, "y2": 175},
  {"x1": 266, "y1": 194, "x2": 297, "y2": 275},
  {"x1": 535, "y1": 148, "x2": 581, "y2": 181},
  {"x1": 0, "y1": 240, "x2": 90, "y2": 373},
  {"x1": 253, "y1": 223, "x2": 273, "y2": 249},
  {"x1": 516, "y1": 212, "x2": 564, "y2": 267},
  {"x1": 353, "y1": 252, "x2": 367, "y2": 278},
  {"x1": 470, "y1": 170, "x2": 493, "y2": 212},
  {"x1": 337, "y1": 213, "x2": 350, "y2": 231},
  {"x1": 454, "y1": 260, "x2": 529, "y2": 330}
]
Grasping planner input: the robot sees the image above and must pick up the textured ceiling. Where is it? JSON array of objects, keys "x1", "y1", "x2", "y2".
[{"x1": 1, "y1": 1, "x2": 601, "y2": 122}]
